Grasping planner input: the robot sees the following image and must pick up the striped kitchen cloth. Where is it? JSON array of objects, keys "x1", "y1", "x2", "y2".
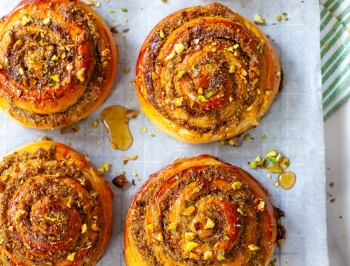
[{"x1": 320, "y1": 0, "x2": 350, "y2": 120}]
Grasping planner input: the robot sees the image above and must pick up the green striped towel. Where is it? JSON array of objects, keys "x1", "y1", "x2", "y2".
[{"x1": 320, "y1": 0, "x2": 350, "y2": 120}]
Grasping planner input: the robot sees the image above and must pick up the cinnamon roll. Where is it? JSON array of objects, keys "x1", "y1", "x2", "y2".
[
  {"x1": 124, "y1": 154, "x2": 285, "y2": 266},
  {"x1": 136, "y1": 2, "x2": 281, "y2": 143},
  {"x1": 0, "y1": 141, "x2": 114, "y2": 265},
  {"x1": 0, "y1": 0, "x2": 118, "y2": 129}
]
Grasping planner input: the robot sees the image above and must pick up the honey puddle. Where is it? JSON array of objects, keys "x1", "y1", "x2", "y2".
[
  {"x1": 100, "y1": 106, "x2": 139, "y2": 151},
  {"x1": 278, "y1": 171, "x2": 296, "y2": 190}
]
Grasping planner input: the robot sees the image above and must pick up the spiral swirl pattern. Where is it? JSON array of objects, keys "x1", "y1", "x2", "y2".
[
  {"x1": 136, "y1": 2, "x2": 281, "y2": 143},
  {"x1": 0, "y1": 0, "x2": 117, "y2": 129},
  {"x1": 0, "y1": 141, "x2": 113, "y2": 265},
  {"x1": 124, "y1": 155, "x2": 283, "y2": 266}
]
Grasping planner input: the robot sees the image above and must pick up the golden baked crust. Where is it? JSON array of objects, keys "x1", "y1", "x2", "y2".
[
  {"x1": 136, "y1": 2, "x2": 281, "y2": 143},
  {"x1": 0, "y1": 141, "x2": 114, "y2": 265},
  {"x1": 0, "y1": 0, "x2": 118, "y2": 129},
  {"x1": 124, "y1": 154, "x2": 283, "y2": 266}
]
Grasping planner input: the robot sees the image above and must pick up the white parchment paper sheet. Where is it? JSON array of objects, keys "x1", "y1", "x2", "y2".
[{"x1": 0, "y1": 0, "x2": 328, "y2": 265}]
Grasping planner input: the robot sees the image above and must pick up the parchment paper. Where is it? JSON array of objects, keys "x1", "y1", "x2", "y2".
[{"x1": 0, "y1": 0, "x2": 328, "y2": 265}]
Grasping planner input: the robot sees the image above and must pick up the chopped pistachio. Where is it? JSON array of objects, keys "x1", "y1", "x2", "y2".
[
  {"x1": 237, "y1": 208, "x2": 246, "y2": 216},
  {"x1": 185, "y1": 199, "x2": 194, "y2": 207},
  {"x1": 66, "y1": 197, "x2": 73, "y2": 208},
  {"x1": 197, "y1": 87, "x2": 203, "y2": 94},
  {"x1": 234, "y1": 50, "x2": 241, "y2": 57},
  {"x1": 276, "y1": 71, "x2": 281, "y2": 78},
  {"x1": 146, "y1": 223, "x2": 154, "y2": 232},
  {"x1": 22, "y1": 15, "x2": 33, "y2": 26},
  {"x1": 217, "y1": 253, "x2": 225, "y2": 261},
  {"x1": 19, "y1": 67, "x2": 25, "y2": 75},
  {"x1": 173, "y1": 97, "x2": 183, "y2": 107},
  {"x1": 124, "y1": 68, "x2": 130, "y2": 74},
  {"x1": 91, "y1": 224, "x2": 99, "y2": 231},
  {"x1": 77, "y1": 68, "x2": 86, "y2": 82},
  {"x1": 266, "y1": 150, "x2": 278, "y2": 157},
  {"x1": 228, "y1": 138, "x2": 238, "y2": 146},
  {"x1": 102, "y1": 162, "x2": 110, "y2": 171},
  {"x1": 165, "y1": 51, "x2": 175, "y2": 61},
  {"x1": 241, "y1": 69, "x2": 248, "y2": 76},
  {"x1": 25, "y1": 243, "x2": 31, "y2": 249},
  {"x1": 100, "y1": 49, "x2": 109, "y2": 57},
  {"x1": 225, "y1": 46, "x2": 234, "y2": 52},
  {"x1": 94, "y1": 2, "x2": 101, "y2": 7},
  {"x1": 229, "y1": 96, "x2": 234, "y2": 102},
  {"x1": 283, "y1": 17, "x2": 289, "y2": 21},
  {"x1": 267, "y1": 156, "x2": 277, "y2": 163},
  {"x1": 121, "y1": 7, "x2": 127, "y2": 12},
  {"x1": 232, "y1": 181, "x2": 242, "y2": 190},
  {"x1": 204, "y1": 218, "x2": 215, "y2": 229},
  {"x1": 66, "y1": 63, "x2": 73, "y2": 71},
  {"x1": 276, "y1": 153, "x2": 284, "y2": 163},
  {"x1": 257, "y1": 200, "x2": 265, "y2": 211},
  {"x1": 233, "y1": 43, "x2": 240, "y2": 49},
  {"x1": 0, "y1": 175, "x2": 9, "y2": 181},
  {"x1": 276, "y1": 15, "x2": 282, "y2": 21},
  {"x1": 242, "y1": 133, "x2": 251, "y2": 141},
  {"x1": 223, "y1": 235, "x2": 230, "y2": 241},
  {"x1": 182, "y1": 205, "x2": 195, "y2": 218},
  {"x1": 158, "y1": 29, "x2": 165, "y2": 38},
  {"x1": 176, "y1": 69, "x2": 186, "y2": 79},
  {"x1": 13, "y1": 39, "x2": 24, "y2": 51},
  {"x1": 192, "y1": 187, "x2": 200, "y2": 194},
  {"x1": 67, "y1": 252, "x2": 76, "y2": 262},
  {"x1": 50, "y1": 74, "x2": 60, "y2": 82},
  {"x1": 257, "y1": 41, "x2": 265, "y2": 54},
  {"x1": 203, "y1": 250, "x2": 213, "y2": 260},
  {"x1": 168, "y1": 222, "x2": 178, "y2": 231},
  {"x1": 266, "y1": 164, "x2": 283, "y2": 173},
  {"x1": 174, "y1": 43, "x2": 185, "y2": 54},
  {"x1": 42, "y1": 18, "x2": 52, "y2": 26},
  {"x1": 39, "y1": 39, "x2": 48, "y2": 46},
  {"x1": 205, "y1": 91, "x2": 213, "y2": 99},
  {"x1": 190, "y1": 252, "x2": 200, "y2": 260},
  {"x1": 185, "y1": 242, "x2": 198, "y2": 252},
  {"x1": 51, "y1": 55, "x2": 59, "y2": 62},
  {"x1": 248, "y1": 244, "x2": 260, "y2": 251},
  {"x1": 254, "y1": 14, "x2": 265, "y2": 24},
  {"x1": 81, "y1": 223, "x2": 88, "y2": 234},
  {"x1": 198, "y1": 95, "x2": 208, "y2": 102},
  {"x1": 281, "y1": 158, "x2": 290, "y2": 169},
  {"x1": 185, "y1": 232, "x2": 195, "y2": 240},
  {"x1": 219, "y1": 140, "x2": 226, "y2": 146},
  {"x1": 155, "y1": 233, "x2": 163, "y2": 242},
  {"x1": 229, "y1": 65, "x2": 235, "y2": 73}
]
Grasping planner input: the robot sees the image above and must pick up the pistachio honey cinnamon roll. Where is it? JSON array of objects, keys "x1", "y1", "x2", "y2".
[
  {"x1": 0, "y1": 0, "x2": 118, "y2": 129},
  {"x1": 124, "y1": 154, "x2": 285, "y2": 266},
  {"x1": 136, "y1": 2, "x2": 281, "y2": 143},
  {"x1": 0, "y1": 141, "x2": 114, "y2": 265}
]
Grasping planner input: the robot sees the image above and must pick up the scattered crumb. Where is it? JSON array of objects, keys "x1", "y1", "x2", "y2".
[
  {"x1": 110, "y1": 26, "x2": 118, "y2": 33},
  {"x1": 112, "y1": 174, "x2": 128, "y2": 188},
  {"x1": 42, "y1": 136, "x2": 52, "y2": 141}
]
